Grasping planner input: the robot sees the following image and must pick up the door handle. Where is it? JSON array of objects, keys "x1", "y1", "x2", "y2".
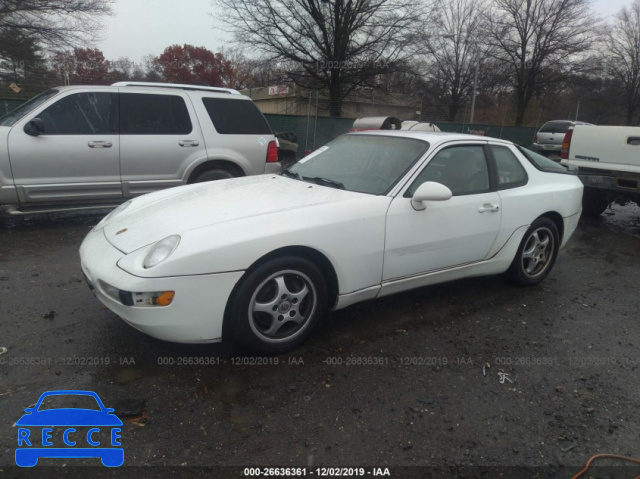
[
  {"x1": 179, "y1": 140, "x2": 200, "y2": 147},
  {"x1": 88, "y1": 141, "x2": 113, "y2": 148},
  {"x1": 478, "y1": 203, "x2": 500, "y2": 213}
]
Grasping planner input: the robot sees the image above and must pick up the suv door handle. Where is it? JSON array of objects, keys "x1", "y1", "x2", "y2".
[
  {"x1": 179, "y1": 140, "x2": 200, "y2": 147},
  {"x1": 88, "y1": 141, "x2": 113, "y2": 148},
  {"x1": 478, "y1": 203, "x2": 500, "y2": 213}
]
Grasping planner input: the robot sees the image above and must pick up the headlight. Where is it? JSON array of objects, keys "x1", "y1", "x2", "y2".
[
  {"x1": 143, "y1": 235, "x2": 181, "y2": 269},
  {"x1": 93, "y1": 200, "x2": 132, "y2": 232}
]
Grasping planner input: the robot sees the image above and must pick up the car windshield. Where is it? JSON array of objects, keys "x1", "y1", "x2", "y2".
[
  {"x1": 518, "y1": 146, "x2": 569, "y2": 172},
  {"x1": 539, "y1": 121, "x2": 572, "y2": 134},
  {"x1": 286, "y1": 134, "x2": 430, "y2": 195},
  {"x1": 0, "y1": 89, "x2": 60, "y2": 127}
]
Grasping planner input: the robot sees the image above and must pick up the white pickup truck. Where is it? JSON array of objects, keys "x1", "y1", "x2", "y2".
[{"x1": 560, "y1": 125, "x2": 640, "y2": 216}]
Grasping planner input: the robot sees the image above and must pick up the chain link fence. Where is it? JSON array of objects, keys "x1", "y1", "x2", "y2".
[{"x1": 0, "y1": 99, "x2": 27, "y2": 117}]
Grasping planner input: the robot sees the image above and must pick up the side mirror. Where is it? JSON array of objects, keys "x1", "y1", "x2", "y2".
[
  {"x1": 411, "y1": 181, "x2": 452, "y2": 211},
  {"x1": 24, "y1": 118, "x2": 45, "y2": 136}
]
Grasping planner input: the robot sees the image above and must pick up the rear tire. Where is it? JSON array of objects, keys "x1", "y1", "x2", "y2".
[
  {"x1": 193, "y1": 167, "x2": 235, "y2": 183},
  {"x1": 226, "y1": 256, "x2": 327, "y2": 354},
  {"x1": 582, "y1": 189, "x2": 609, "y2": 217},
  {"x1": 506, "y1": 217, "x2": 559, "y2": 286}
]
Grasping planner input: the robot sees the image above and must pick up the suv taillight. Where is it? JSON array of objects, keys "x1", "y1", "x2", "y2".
[
  {"x1": 561, "y1": 128, "x2": 573, "y2": 159},
  {"x1": 267, "y1": 140, "x2": 278, "y2": 163}
]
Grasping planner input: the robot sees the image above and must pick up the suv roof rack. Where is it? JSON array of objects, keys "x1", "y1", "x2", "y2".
[{"x1": 111, "y1": 82, "x2": 241, "y2": 95}]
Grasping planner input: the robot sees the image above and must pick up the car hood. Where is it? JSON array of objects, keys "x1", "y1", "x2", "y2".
[{"x1": 104, "y1": 175, "x2": 373, "y2": 254}]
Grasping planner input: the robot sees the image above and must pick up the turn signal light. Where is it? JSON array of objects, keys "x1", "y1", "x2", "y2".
[{"x1": 153, "y1": 291, "x2": 175, "y2": 307}]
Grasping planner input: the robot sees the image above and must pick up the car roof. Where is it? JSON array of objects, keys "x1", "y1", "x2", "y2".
[{"x1": 349, "y1": 129, "x2": 514, "y2": 146}]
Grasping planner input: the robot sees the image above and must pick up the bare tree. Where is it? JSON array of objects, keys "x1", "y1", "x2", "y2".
[
  {"x1": 0, "y1": 0, "x2": 113, "y2": 48},
  {"x1": 485, "y1": 0, "x2": 599, "y2": 125},
  {"x1": 110, "y1": 57, "x2": 147, "y2": 83},
  {"x1": 419, "y1": 0, "x2": 489, "y2": 122},
  {"x1": 604, "y1": 0, "x2": 640, "y2": 125},
  {"x1": 213, "y1": 0, "x2": 423, "y2": 117}
]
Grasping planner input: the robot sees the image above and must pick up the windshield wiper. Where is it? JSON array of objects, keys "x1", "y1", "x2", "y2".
[
  {"x1": 302, "y1": 176, "x2": 345, "y2": 190},
  {"x1": 281, "y1": 169, "x2": 300, "y2": 179}
]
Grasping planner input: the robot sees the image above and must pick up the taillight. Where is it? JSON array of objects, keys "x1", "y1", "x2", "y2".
[
  {"x1": 561, "y1": 129, "x2": 573, "y2": 159},
  {"x1": 266, "y1": 140, "x2": 278, "y2": 163},
  {"x1": 533, "y1": 134, "x2": 538, "y2": 143}
]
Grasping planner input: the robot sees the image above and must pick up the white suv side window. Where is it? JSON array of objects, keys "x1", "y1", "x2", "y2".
[
  {"x1": 202, "y1": 97, "x2": 271, "y2": 135},
  {"x1": 120, "y1": 93, "x2": 192, "y2": 135}
]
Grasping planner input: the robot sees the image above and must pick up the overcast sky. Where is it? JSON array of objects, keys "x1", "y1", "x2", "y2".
[{"x1": 97, "y1": 0, "x2": 635, "y2": 63}]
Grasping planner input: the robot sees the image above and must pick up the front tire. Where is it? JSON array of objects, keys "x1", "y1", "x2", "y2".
[
  {"x1": 506, "y1": 217, "x2": 559, "y2": 286},
  {"x1": 227, "y1": 256, "x2": 327, "y2": 354}
]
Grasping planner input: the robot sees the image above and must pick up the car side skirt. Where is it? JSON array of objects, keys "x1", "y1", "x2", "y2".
[{"x1": 333, "y1": 225, "x2": 528, "y2": 310}]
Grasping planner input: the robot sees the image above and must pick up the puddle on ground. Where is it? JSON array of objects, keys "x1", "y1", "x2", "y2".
[{"x1": 592, "y1": 204, "x2": 640, "y2": 237}]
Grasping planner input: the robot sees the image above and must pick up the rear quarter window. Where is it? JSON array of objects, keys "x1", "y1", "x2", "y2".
[
  {"x1": 490, "y1": 145, "x2": 528, "y2": 189},
  {"x1": 517, "y1": 146, "x2": 572, "y2": 173},
  {"x1": 202, "y1": 97, "x2": 272, "y2": 135},
  {"x1": 539, "y1": 121, "x2": 572, "y2": 133}
]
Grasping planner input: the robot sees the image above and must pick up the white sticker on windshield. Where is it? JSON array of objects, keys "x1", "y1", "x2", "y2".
[{"x1": 298, "y1": 146, "x2": 329, "y2": 164}]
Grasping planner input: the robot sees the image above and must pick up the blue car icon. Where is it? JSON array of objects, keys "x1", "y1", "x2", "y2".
[{"x1": 15, "y1": 390, "x2": 123, "y2": 467}]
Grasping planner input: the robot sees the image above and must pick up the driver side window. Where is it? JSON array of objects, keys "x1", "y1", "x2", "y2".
[
  {"x1": 405, "y1": 145, "x2": 490, "y2": 197},
  {"x1": 39, "y1": 92, "x2": 116, "y2": 135}
]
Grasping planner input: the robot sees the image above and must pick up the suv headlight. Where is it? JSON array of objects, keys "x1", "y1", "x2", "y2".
[{"x1": 143, "y1": 235, "x2": 181, "y2": 269}]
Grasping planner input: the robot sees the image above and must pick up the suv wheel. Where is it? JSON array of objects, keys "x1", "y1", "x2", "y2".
[{"x1": 193, "y1": 167, "x2": 236, "y2": 183}]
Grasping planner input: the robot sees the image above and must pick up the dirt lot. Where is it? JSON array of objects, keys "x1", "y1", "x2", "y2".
[{"x1": 1, "y1": 206, "x2": 639, "y2": 478}]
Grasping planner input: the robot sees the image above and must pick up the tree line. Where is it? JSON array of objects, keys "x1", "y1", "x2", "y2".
[{"x1": 1, "y1": 0, "x2": 639, "y2": 126}]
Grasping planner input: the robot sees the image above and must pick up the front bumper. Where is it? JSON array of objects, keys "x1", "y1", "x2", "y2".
[{"x1": 80, "y1": 229, "x2": 244, "y2": 343}]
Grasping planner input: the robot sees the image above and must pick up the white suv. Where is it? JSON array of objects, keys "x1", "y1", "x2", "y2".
[
  {"x1": 0, "y1": 82, "x2": 280, "y2": 216},
  {"x1": 531, "y1": 120, "x2": 593, "y2": 159}
]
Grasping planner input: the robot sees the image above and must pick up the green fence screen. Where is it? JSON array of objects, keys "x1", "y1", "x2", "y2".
[
  {"x1": 0, "y1": 100, "x2": 537, "y2": 151},
  {"x1": 265, "y1": 114, "x2": 538, "y2": 155}
]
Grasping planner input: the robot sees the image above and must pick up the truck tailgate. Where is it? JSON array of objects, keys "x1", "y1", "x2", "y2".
[{"x1": 566, "y1": 126, "x2": 640, "y2": 173}]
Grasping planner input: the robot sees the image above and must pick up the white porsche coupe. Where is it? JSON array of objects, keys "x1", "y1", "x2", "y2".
[{"x1": 80, "y1": 131, "x2": 583, "y2": 353}]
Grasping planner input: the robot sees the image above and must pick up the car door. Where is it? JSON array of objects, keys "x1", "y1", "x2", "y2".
[
  {"x1": 118, "y1": 91, "x2": 206, "y2": 197},
  {"x1": 7, "y1": 91, "x2": 121, "y2": 205},
  {"x1": 383, "y1": 143, "x2": 502, "y2": 282}
]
